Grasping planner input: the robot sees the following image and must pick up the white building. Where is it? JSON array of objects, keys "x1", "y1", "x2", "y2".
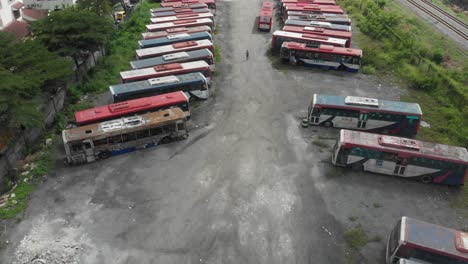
[
  {"x1": 0, "y1": 0, "x2": 29, "y2": 38},
  {"x1": 23, "y1": 0, "x2": 76, "y2": 10}
]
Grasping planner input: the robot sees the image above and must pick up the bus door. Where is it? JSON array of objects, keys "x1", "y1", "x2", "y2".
[
  {"x1": 404, "y1": 115, "x2": 420, "y2": 136},
  {"x1": 82, "y1": 139, "x2": 96, "y2": 163},
  {"x1": 357, "y1": 112, "x2": 368, "y2": 129},
  {"x1": 393, "y1": 156, "x2": 408, "y2": 176},
  {"x1": 309, "y1": 106, "x2": 321, "y2": 124}
]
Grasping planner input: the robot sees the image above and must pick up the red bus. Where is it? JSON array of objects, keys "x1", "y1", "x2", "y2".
[
  {"x1": 136, "y1": 39, "x2": 214, "y2": 59},
  {"x1": 287, "y1": 14, "x2": 351, "y2": 25},
  {"x1": 282, "y1": 25, "x2": 351, "y2": 47},
  {"x1": 271, "y1": 30, "x2": 347, "y2": 51},
  {"x1": 281, "y1": 0, "x2": 336, "y2": 4},
  {"x1": 120, "y1": 60, "x2": 212, "y2": 84},
  {"x1": 150, "y1": 13, "x2": 214, "y2": 24},
  {"x1": 146, "y1": 18, "x2": 214, "y2": 32},
  {"x1": 74, "y1": 91, "x2": 190, "y2": 126},
  {"x1": 161, "y1": 0, "x2": 216, "y2": 11},
  {"x1": 152, "y1": 8, "x2": 211, "y2": 18},
  {"x1": 258, "y1": 1, "x2": 274, "y2": 31},
  {"x1": 150, "y1": 3, "x2": 207, "y2": 13},
  {"x1": 283, "y1": 4, "x2": 344, "y2": 17},
  {"x1": 141, "y1": 26, "x2": 211, "y2": 40}
]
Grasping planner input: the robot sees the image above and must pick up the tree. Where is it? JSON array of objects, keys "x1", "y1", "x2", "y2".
[
  {"x1": 77, "y1": 0, "x2": 112, "y2": 17},
  {"x1": 31, "y1": 8, "x2": 114, "y2": 78},
  {"x1": 0, "y1": 32, "x2": 72, "y2": 128}
]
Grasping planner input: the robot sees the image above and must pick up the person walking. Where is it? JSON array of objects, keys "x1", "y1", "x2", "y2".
[{"x1": 246, "y1": 50, "x2": 249, "y2": 60}]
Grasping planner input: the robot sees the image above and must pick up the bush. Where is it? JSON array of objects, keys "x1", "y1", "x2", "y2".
[{"x1": 361, "y1": 66, "x2": 376, "y2": 75}]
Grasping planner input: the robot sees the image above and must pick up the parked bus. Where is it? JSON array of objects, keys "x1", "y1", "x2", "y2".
[
  {"x1": 142, "y1": 26, "x2": 211, "y2": 40},
  {"x1": 271, "y1": 30, "x2": 347, "y2": 51},
  {"x1": 285, "y1": 19, "x2": 351, "y2": 31},
  {"x1": 120, "y1": 60, "x2": 212, "y2": 84},
  {"x1": 258, "y1": 1, "x2": 274, "y2": 31},
  {"x1": 287, "y1": 11, "x2": 349, "y2": 18},
  {"x1": 110, "y1": 72, "x2": 209, "y2": 102},
  {"x1": 151, "y1": 8, "x2": 210, "y2": 18},
  {"x1": 302, "y1": 94, "x2": 422, "y2": 137},
  {"x1": 282, "y1": 25, "x2": 352, "y2": 47},
  {"x1": 130, "y1": 49, "x2": 214, "y2": 71},
  {"x1": 386, "y1": 217, "x2": 468, "y2": 263},
  {"x1": 161, "y1": 0, "x2": 216, "y2": 11},
  {"x1": 138, "y1": 32, "x2": 212, "y2": 49},
  {"x1": 332, "y1": 130, "x2": 468, "y2": 185},
  {"x1": 136, "y1": 39, "x2": 213, "y2": 59},
  {"x1": 282, "y1": 4, "x2": 344, "y2": 19},
  {"x1": 63, "y1": 108, "x2": 188, "y2": 165},
  {"x1": 150, "y1": 12, "x2": 213, "y2": 24},
  {"x1": 287, "y1": 15, "x2": 351, "y2": 25},
  {"x1": 146, "y1": 18, "x2": 214, "y2": 32},
  {"x1": 280, "y1": 42, "x2": 361, "y2": 72},
  {"x1": 281, "y1": 0, "x2": 336, "y2": 5},
  {"x1": 150, "y1": 3, "x2": 207, "y2": 13},
  {"x1": 74, "y1": 92, "x2": 190, "y2": 126}
]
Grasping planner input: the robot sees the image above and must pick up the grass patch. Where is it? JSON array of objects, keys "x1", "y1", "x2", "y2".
[
  {"x1": 214, "y1": 44, "x2": 221, "y2": 63},
  {"x1": 373, "y1": 202, "x2": 382, "y2": 208},
  {"x1": 348, "y1": 216, "x2": 357, "y2": 222},
  {"x1": 344, "y1": 226, "x2": 369, "y2": 249},
  {"x1": 326, "y1": 166, "x2": 344, "y2": 178},
  {"x1": 312, "y1": 140, "x2": 329, "y2": 148},
  {"x1": 265, "y1": 47, "x2": 289, "y2": 72}
]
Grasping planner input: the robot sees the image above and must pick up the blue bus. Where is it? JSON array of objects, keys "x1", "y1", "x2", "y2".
[
  {"x1": 129, "y1": 49, "x2": 214, "y2": 72},
  {"x1": 138, "y1": 32, "x2": 212, "y2": 49},
  {"x1": 110, "y1": 72, "x2": 209, "y2": 102}
]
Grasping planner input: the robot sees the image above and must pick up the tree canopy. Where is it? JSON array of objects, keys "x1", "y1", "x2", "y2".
[
  {"x1": 31, "y1": 7, "x2": 114, "y2": 68},
  {"x1": 0, "y1": 32, "x2": 72, "y2": 128},
  {"x1": 77, "y1": 0, "x2": 113, "y2": 16}
]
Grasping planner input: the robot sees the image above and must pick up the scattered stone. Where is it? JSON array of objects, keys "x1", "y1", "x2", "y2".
[
  {"x1": 32, "y1": 259, "x2": 46, "y2": 264},
  {"x1": 11, "y1": 200, "x2": 18, "y2": 205},
  {"x1": 24, "y1": 178, "x2": 28, "y2": 183},
  {"x1": 10, "y1": 193, "x2": 16, "y2": 198},
  {"x1": 420, "y1": 121, "x2": 431, "y2": 128},
  {"x1": 45, "y1": 138, "x2": 53, "y2": 146}
]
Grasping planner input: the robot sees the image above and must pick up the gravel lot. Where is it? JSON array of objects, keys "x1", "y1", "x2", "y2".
[{"x1": 0, "y1": 0, "x2": 466, "y2": 263}]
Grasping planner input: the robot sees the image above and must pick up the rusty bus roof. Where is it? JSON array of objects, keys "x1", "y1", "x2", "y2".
[{"x1": 63, "y1": 108, "x2": 186, "y2": 143}]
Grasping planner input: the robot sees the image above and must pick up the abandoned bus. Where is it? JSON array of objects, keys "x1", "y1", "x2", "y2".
[
  {"x1": 150, "y1": 3, "x2": 207, "y2": 13},
  {"x1": 303, "y1": 94, "x2": 422, "y2": 137},
  {"x1": 120, "y1": 60, "x2": 212, "y2": 84},
  {"x1": 283, "y1": 4, "x2": 344, "y2": 15},
  {"x1": 279, "y1": 0, "x2": 337, "y2": 14},
  {"x1": 280, "y1": 42, "x2": 361, "y2": 72},
  {"x1": 74, "y1": 91, "x2": 190, "y2": 126},
  {"x1": 271, "y1": 30, "x2": 347, "y2": 51},
  {"x1": 150, "y1": 12, "x2": 213, "y2": 24},
  {"x1": 258, "y1": 1, "x2": 274, "y2": 31},
  {"x1": 332, "y1": 130, "x2": 468, "y2": 185},
  {"x1": 386, "y1": 217, "x2": 468, "y2": 263},
  {"x1": 151, "y1": 8, "x2": 210, "y2": 18},
  {"x1": 285, "y1": 19, "x2": 351, "y2": 31},
  {"x1": 146, "y1": 18, "x2": 214, "y2": 32},
  {"x1": 287, "y1": 14, "x2": 351, "y2": 25},
  {"x1": 138, "y1": 31, "x2": 212, "y2": 49},
  {"x1": 136, "y1": 39, "x2": 213, "y2": 59},
  {"x1": 287, "y1": 11, "x2": 349, "y2": 18},
  {"x1": 63, "y1": 108, "x2": 188, "y2": 165},
  {"x1": 141, "y1": 26, "x2": 211, "y2": 40},
  {"x1": 160, "y1": 0, "x2": 216, "y2": 11},
  {"x1": 110, "y1": 72, "x2": 209, "y2": 102},
  {"x1": 282, "y1": 25, "x2": 352, "y2": 47},
  {"x1": 130, "y1": 49, "x2": 214, "y2": 71}
]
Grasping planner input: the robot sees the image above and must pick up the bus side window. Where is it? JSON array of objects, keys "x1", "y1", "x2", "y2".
[
  {"x1": 177, "y1": 123, "x2": 185, "y2": 131},
  {"x1": 110, "y1": 135, "x2": 122, "y2": 143},
  {"x1": 135, "y1": 130, "x2": 150, "y2": 139},
  {"x1": 382, "y1": 152, "x2": 396, "y2": 161},
  {"x1": 93, "y1": 138, "x2": 108, "y2": 146},
  {"x1": 150, "y1": 127, "x2": 163, "y2": 135},
  {"x1": 83, "y1": 142, "x2": 92, "y2": 149},
  {"x1": 71, "y1": 143, "x2": 83, "y2": 152},
  {"x1": 122, "y1": 133, "x2": 136, "y2": 142}
]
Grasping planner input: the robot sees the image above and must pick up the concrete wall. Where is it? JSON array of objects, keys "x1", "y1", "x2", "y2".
[{"x1": 23, "y1": 0, "x2": 75, "y2": 10}]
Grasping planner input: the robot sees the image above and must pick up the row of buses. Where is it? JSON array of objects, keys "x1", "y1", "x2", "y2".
[
  {"x1": 266, "y1": 0, "x2": 363, "y2": 72},
  {"x1": 62, "y1": 1, "x2": 218, "y2": 165}
]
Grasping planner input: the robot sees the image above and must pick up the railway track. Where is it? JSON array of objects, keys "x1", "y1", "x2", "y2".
[{"x1": 407, "y1": 0, "x2": 468, "y2": 41}]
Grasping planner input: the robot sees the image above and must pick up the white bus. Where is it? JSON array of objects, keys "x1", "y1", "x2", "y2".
[{"x1": 63, "y1": 108, "x2": 188, "y2": 164}]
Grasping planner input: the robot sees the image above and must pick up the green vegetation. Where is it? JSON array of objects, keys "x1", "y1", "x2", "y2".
[
  {"x1": 214, "y1": 45, "x2": 222, "y2": 62},
  {"x1": 348, "y1": 216, "x2": 358, "y2": 222},
  {"x1": 373, "y1": 202, "x2": 382, "y2": 208},
  {"x1": 312, "y1": 140, "x2": 329, "y2": 148},
  {"x1": 344, "y1": 226, "x2": 369, "y2": 249},
  {"x1": 265, "y1": 47, "x2": 289, "y2": 72},
  {"x1": 338, "y1": 0, "x2": 467, "y2": 147},
  {"x1": 326, "y1": 166, "x2": 344, "y2": 178},
  {"x1": 0, "y1": 137, "x2": 55, "y2": 219}
]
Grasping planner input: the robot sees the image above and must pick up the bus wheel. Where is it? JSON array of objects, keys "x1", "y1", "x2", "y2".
[
  {"x1": 323, "y1": 121, "x2": 333, "y2": 128},
  {"x1": 352, "y1": 163, "x2": 363, "y2": 170},
  {"x1": 160, "y1": 137, "x2": 172, "y2": 144},
  {"x1": 99, "y1": 151, "x2": 111, "y2": 159},
  {"x1": 421, "y1": 175, "x2": 432, "y2": 184}
]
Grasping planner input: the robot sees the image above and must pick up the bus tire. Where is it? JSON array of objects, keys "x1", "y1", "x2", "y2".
[
  {"x1": 352, "y1": 162, "x2": 363, "y2": 170},
  {"x1": 420, "y1": 175, "x2": 432, "y2": 184},
  {"x1": 160, "y1": 136, "x2": 172, "y2": 144},
  {"x1": 323, "y1": 121, "x2": 333, "y2": 128},
  {"x1": 99, "y1": 151, "x2": 111, "y2": 160}
]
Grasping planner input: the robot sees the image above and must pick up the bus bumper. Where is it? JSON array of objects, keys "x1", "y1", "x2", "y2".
[{"x1": 301, "y1": 119, "x2": 309, "y2": 128}]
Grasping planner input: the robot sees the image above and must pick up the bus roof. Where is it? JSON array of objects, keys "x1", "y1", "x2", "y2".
[
  {"x1": 150, "y1": 3, "x2": 207, "y2": 12},
  {"x1": 287, "y1": 11, "x2": 349, "y2": 18},
  {"x1": 120, "y1": 60, "x2": 209, "y2": 82},
  {"x1": 314, "y1": 94, "x2": 422, "y2": 115},
  {"x1": 282, "y1": 25, "x2": 352, "y2": 39},
  {"x1": 260, "y1": 2, "x2": 274, "y2": 17},
  {"x1": 287, "y1": 15, "x2": 351, "y2": 24},
  {"x1": 150, "y1": 12, "x2": 213, "y2": 23},
  {"x1": 138, "y1": 31, "x2": 212, "y2": 49},
  {"x1": 161, "y1": 0, "x2": 215, "y2": 8},
  {"x1": 281, "y1": 0, "x2": 336, "y2": 5},
  {"x1": 285, "y1": 4, "x2": 344, "y2": 14},
  {"x1": 110, "y1": 72, "x2": 206, "y2": 97},
  {"x1": 141, "y1": 26, "x2": 211, "y2": 40},
  {"x1": 74, "y1": 91, "x2": 188, "y2": 125},
  {"x1": 151, "y1": 8, "x2": 210, "y2": 18},
  {"x1": 273, "y1": 30, "x2": 347, "y2": 47},
  {"x1": 285, "y1": 19, "x2": 351, "y2": 31},
  {"x1": 130, "y1": 49, "x2": 213, "y2": 69},
  {"x1": 64, "y1": 108, "x2": 186, "y2": 143},
  {"x1": 136, "y1": 39, "x2": 213, "y2": 59},
  {"x1": 340, "y1": 130, "x2": 468, "y2": 164},
  {"x1": 401, "y1": 216, "x2": 468, "y2": 261},
  {"x1": 282, "y1": 42, "x2": 361, "y2": 57},
  {"x1": 146, "y1": 18, "x2": 213, "y2": 31}
]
